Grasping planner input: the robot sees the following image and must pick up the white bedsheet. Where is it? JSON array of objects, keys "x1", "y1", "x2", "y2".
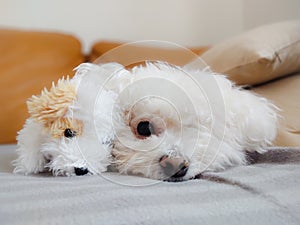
[{"x1": 0, "y1": 144, "x2": 300, "y2": 225}]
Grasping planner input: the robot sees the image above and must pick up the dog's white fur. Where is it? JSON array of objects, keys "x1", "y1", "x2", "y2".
[
  {"x1": 14, "y1": 62, "x2": 277, "y2": 180},
  {"x1": 108, "y1": 62, "x2": 278, "y2": 180}
]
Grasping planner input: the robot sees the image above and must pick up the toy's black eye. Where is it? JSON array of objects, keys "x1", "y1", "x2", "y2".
[
  {"x1": 64, "y1": 128, "x2": 76, "y2": 138},
  {"x1": 137, "y1": 121, "x2": 155, "y2": 137},
  {"x1": 74, "y1": 167, "x2": 89, "y2": 176}
]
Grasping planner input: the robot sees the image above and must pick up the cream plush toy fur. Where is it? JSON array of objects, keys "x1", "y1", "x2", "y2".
[{"x1": 14, "y1": 62, "x2": 278, "y2": 181}]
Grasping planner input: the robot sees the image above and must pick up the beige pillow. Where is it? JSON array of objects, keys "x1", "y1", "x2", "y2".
[
  {"x1": 193, "y1": 20, "x2": 300, "y2": 85},
  {"x1": 253, "y1": 72, "x2": 300, "y2": 147}
]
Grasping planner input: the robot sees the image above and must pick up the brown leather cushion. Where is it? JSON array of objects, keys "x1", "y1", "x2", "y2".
[
  {"x1": 0, "y1": 29, "x2": 84, "y2": 143},
  {"x1": 253, "y1": 73, "x2": 300, "y2": 147},
  {"x1": 89, "y1": 41, "x2": 209, "y2": 67}
]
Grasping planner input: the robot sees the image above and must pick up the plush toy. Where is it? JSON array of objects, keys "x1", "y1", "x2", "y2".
[{"x1": 13, "y1": 63, "x2": 121, "y2": 176}]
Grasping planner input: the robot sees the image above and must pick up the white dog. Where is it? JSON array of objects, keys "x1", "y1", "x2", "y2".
[
  {"x1": 14, "y1": 62, "x2": 277, "y2": 181},
  {"x1": 106, "y1": 62, "x2": 278, "y2": 181}
]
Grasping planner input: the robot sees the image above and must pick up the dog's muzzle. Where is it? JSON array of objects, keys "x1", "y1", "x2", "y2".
[{"x1": 159, "y1": 155, "x2": 189, "y2": 178}]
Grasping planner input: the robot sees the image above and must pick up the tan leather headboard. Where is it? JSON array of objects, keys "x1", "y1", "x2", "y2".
[
  {"x1": 0, "y1": 29, "x2": 84, "y2": 143},
  {"x1": 89, "y1": 41, "x2": 209, "y2": 67}
]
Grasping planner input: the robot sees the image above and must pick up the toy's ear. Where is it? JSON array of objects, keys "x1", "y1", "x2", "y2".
[{"x1": 27, "y1": 77, "x2": 76, "y2": 125}]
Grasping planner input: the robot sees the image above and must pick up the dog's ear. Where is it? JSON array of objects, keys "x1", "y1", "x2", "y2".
[{"x1": 27, "y1": 77, "x2": 76, "y2": 125}]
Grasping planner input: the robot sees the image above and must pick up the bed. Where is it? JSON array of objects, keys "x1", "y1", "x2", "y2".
[{"x1": 1, "y1": 144, "x2": 300, "y2": 225}]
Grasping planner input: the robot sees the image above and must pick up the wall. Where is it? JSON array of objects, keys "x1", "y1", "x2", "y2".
[
  {"x1": 0, "y1": 0, "x2": 299, "y2": 52},
  {"x1": 244, "y1": 0, "x2": 300, "y2": 29}
]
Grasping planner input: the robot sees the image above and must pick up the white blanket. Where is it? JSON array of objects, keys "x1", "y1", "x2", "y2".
[{"x1": 0, "y1": 145, "x2": 300, "y2": 225}]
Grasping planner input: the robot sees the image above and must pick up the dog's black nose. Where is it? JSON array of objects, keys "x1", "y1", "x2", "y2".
[
  {"x1": 159, "y1": 155, "x2": 189, "y2": 178},
  {"x1": 171, "y1": 164, "x2": 189, "y2": 178},
  {"x1": 74, "y1": 167, "x2": 89, "y2": 176}
]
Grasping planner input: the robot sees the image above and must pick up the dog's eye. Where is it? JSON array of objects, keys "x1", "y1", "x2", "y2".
[
  {"x1": 137, "y1": 121, "x2": 155, "y2": 137},
  {"x1": 64, "y1": 128, "x2": 76, "y2": 138}
]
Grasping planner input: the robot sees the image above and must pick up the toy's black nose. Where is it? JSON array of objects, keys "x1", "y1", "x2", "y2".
[
  {"x1": 74, "y1": 167, "x2": 89, "y2": 176},
  {"x1": 159, "y1": 155, "x2": 189, "y2": 178}
]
